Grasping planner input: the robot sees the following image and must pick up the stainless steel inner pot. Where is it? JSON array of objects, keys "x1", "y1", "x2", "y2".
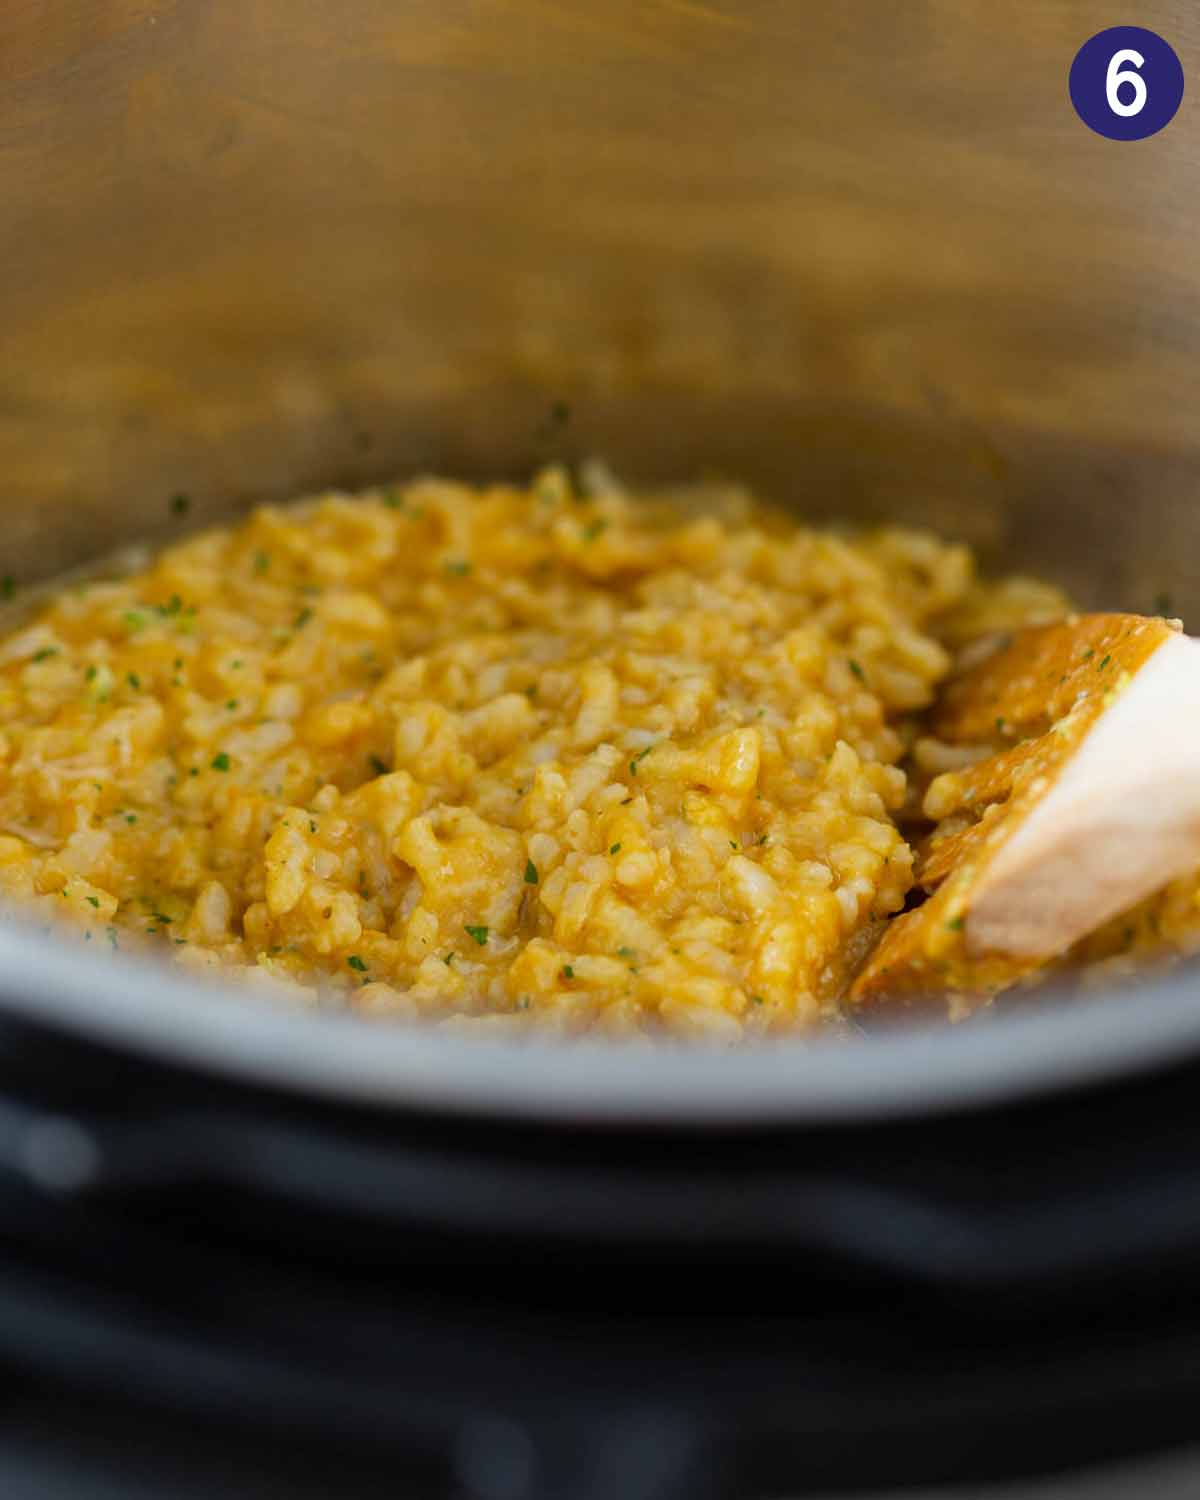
[{"x1": 3, "y1": 0, "x2": 1199, "y2": 1122}]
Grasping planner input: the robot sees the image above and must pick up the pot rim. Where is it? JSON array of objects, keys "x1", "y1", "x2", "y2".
[{"x1": 0, "y1": 913, "x2": 1193, "y2": 1126}]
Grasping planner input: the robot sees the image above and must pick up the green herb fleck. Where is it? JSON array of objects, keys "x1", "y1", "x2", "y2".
[
  {"x1": 610, "y1": 842, "x2": 622, "y2": 855},
  {"x1": 32, "y1": 648, "x2": 58, "y2": 663},
  {"x1": 464, "y1": 924, "x2": 489, "y2": 946},
  {"x1": 293, "y1": 607, "x2": 313, "y2": 629},
  {"x1": 347, "y1": 955, "x2": 368, "y2": 973},
  {"x1": 750, "y1": 995, "x2": 765, "y2": 1006},
  {"x1": 128, "y1": 673, "x2": 142, "y2": 690},
  {"x1": 170, "y1": 492, "x2": 190, "y2": 516},
  {"x1": 211, "y1": 752, "x2": 231, "y2": 772},
  {"x1": 85, "y1": 896, "x2": 100, "y2": 909},
  {"x1": 369, "y1": 754, "x2": 389, "y2": 776},
  {"x1": 444, "y1": 559, "x2": 472, "y2": 577},
  {"x1": 995, "y1": 716, "x2": 1006, "y2": 734},
  {"x1": 1099, "y1": 654, "x2": 1111, "y2": 671},
  {"x1": 0, "y1": 577, "x2": 13, "y2": 600},
  {"x1": 524, "y1": 859, "x2": 539, "y2": 884},
  {"x1": 946, "y1": 915, "x2": 965, "y2": 931},
  {"x1": 561, "y1": 964, "x2": 575, "y2": 980},
  {"x1": 581, "y1": 518, "x2": 608, "y2": 542},
  {"x1": 628, "y1": 745, "x2": 654, "y2": 776},
  {"x1": 848, "y1": 659, "x2": 865, "y2": 681},
  {"x1": 254, "y1": 551, "x2": 270, "y2": 575},
  {"x1": 122, "y1": 611, "x2": 147, "y2": 633},
  {"x1": 616, "y1": 946, "x2": 635, "y2": 959}
]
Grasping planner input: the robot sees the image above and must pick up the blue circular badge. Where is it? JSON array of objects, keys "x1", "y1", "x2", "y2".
[{"x1": 1069, "y1": 27, "x2": 1184, "y2": 140}]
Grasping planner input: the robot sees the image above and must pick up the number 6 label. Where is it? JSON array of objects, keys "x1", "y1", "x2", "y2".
[{"x1": 1070, "y1": 27, "x2": 1184, "y2": 140}]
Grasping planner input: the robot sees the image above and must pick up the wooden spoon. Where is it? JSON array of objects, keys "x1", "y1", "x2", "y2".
[{"x1": 849, "y1": 613, "x2": 1199, "y2": 1018}]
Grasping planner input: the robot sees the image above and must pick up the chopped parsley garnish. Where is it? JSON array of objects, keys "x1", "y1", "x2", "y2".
[
  {"x1": 347, "y1": 955, "x2": 368, "y2": 973},
  {"x1": 628, "y1": 745, "x2": 654, "y2": 776},
  {"x1": 369, "y1": 754, "x2": 389, "y2": 776},
  {"x1": 0, "y1": 577, "x2": 13, "y2": 600},
  {"x1": 293, "y1": 607, "x2": 313, "y2": 629},
  {"x1": 128, "y1": 673, "x2": 141, "y2": 690},
  {"x1": 848, "y1": 659, "x2": 865, "y2": 681},
  {"x1": 226, "y1": 699, "x2": 238, "y2": 710},
  {"x1": 581, "y1": 518, "x2": 608, "y2": 542},
  {"x1": 1099, "y1": 654, "x2": 1111, "y2": 671},
  {"x1": 211, "y1": 752, "x2": 231, "y2": 772},
  {"x1": 444, "y1": 559, "x2": 472, "y2": 577},
  {"x1": 253, "y1": 551, "x2": 270, "y2": 574},
  {"x1": 561, "y1": 965, "x2": 574, "y2": 980},
  {"x1": 750, "y1": 995, "x2": 765, "y2": 1006},
  {"x1": 616, "y1": 946, "x2": 635, "y2": 959},
  {"x1": 85, "y1": 896, "x2": 100, "y2": 909},
  {"x1": 170, "y1": 492, "x2": 190, "y2": 516},
  {"x1": 995, "y1": 716, "x2": 1006, "y2": 733},
  {"x1": 32, "y1": 648, "x2": 58, "y2": 663},
  {"x1": 464, "y1": 924, "x2": 489, "y2": 946},
  {"x1": 524, "y1": 859, "x2": 539, "y2": 884},
  {"x1": 609, "y1": 842, "x2": 622, "y2": 855},
  {"x1": 946, "y1": 915, "x2": 965, "y2": 931},
  {"x1": 382, "y1": 488, "x2": 403, "y2": 509},
  {"x1": 122, "y1": 611, "x2": 147, "y2": 633}
]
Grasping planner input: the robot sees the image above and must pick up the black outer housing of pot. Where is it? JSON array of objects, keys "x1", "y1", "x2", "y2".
[{"x1": 0, "y1": 1009, "x2": 1197, "y2": 1500}]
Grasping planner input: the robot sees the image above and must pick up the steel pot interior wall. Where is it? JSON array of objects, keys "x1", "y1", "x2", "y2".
[{"x1": 2, "y1": 0, "x2": 1199, "y2": 614}]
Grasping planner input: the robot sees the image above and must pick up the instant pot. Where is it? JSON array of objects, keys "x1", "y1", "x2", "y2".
[{"x1": 3, "y1": 2, "x2": 1200, "y2": 1496}]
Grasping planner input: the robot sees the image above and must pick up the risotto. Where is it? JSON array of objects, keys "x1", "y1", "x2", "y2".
[{"x1": 0, "y1": 469, "x2": 1071, "y2": 1039}]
